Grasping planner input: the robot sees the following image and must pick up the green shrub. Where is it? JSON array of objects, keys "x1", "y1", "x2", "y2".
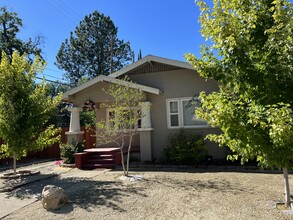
[
  {"x1": 164, "y1": 129, "x2": 207, "y2": 165},
  {"x1": 60, "y1": 142, "x2": 84, "y2": 164},
  {"x1": 80, "y1": 110, "x2": 96, "y2": 126}
]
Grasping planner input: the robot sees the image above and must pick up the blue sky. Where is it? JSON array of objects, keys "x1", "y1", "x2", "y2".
[
  {"x1": 1, "y1": 1, "x2": 291, "y2": 84},
  {"x1": 0, "y1": 0, "x2": 204, "y2": 83}
]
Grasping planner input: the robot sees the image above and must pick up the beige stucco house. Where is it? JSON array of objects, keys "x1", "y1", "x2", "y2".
[{"x1": 62, "y1": 55, "x2": 228, "y2": 162}]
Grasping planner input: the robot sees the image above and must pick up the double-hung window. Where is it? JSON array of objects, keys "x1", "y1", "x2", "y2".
[
  {"x1": 168, "y1": 100, "x2": 180, "y2": 128},
  {"x1": 167, "y1": 97, "x2": 207, "y2": 129}
]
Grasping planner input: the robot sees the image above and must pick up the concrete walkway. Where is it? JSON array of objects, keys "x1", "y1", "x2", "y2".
[{"x1": 0, "y1": 161, "x2": 109, "y2": 219}]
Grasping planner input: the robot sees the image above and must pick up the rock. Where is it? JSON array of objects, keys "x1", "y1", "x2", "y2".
[
  {"x1": 42, "y1": 185, "x2": 68, "y2": 210},
  {"x1": 119, "y1": 175, "x2": 144, "y2": 182}
]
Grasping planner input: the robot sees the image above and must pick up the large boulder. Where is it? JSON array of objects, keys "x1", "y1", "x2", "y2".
[{"x1": 42, "y1": 185, "x2": 68, "y2": 210}]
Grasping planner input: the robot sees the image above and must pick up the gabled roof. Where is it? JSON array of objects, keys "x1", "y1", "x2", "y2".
[
  {"x1": 62, "y1": 75, "x2": 161, "y2": 101},
  {"x1": 62, "y1": 55, "x2": 194, "y2": 102},
  {"x1": 108, "y1": 55, "x2": 195, "y2": 78}
]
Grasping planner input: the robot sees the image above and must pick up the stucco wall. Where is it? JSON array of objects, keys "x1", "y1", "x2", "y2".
[
  {"x1": 69, "y1": 82, "x2": 141, "y2": 149},
  {"x1": 68, "y1": 82, "x2": 114, "y2": 107},
  {"x1": 95, "y1": 105, "x2": 140, "y2": 148},
  {"x1": 70, "y1": 81, "x2": 147, "y2": 107},
  {"x1": 67, "y1": 68, "x2": 227, "y2": 161},
  {"x1": 129, "y1": 69, "x2": 227, "y2": 160}
]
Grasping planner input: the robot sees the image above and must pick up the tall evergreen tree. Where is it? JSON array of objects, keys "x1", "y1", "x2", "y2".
[
  {"x1": 0, "y1": 6, "x2": 43, "y2": 62},
  {"x1": 56, "y1": 11, "x2": 134, "y2": 87}
]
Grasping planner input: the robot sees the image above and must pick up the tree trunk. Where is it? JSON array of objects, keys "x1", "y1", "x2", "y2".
[
  {"x1": 120, "y1": 142, "x2": 126, "y2": 176},
  {"x1": 13, "y1": 154, "x2": 17, "y2": 175},
  {"x1": 126, "y1": 136, "x2": 133, "y2": 176},
  {"x1": 283, "y1": 167, "x2": 291, "y2": 207}
]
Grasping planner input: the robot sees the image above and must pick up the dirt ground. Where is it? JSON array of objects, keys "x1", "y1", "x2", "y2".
[{"x1": 3, "y1": 169, "x2": 293, "y2": 220}]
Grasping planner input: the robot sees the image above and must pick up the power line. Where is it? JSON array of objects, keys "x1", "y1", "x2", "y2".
[
  {"x1": 36, "y1": 76, "x2": 69, "y2": 86},
  {"x1": 38, "y1": 73, "x2": 64, "y2": 81},
  {"x1": 44, "y1": 0, "x2": 78, "y2": 26},
  {"x1": 51, "y1": 0, "x2": 80, "y2": 23},
  {"x1": 59, "y1": 0, "x2": 80, "y2": 19},
  {"x1": 43, "y1": 73, "x2": 64, "y2": 80},
  {"x1": 45, "y1": 67, "x2": 66, "y2": 74}
]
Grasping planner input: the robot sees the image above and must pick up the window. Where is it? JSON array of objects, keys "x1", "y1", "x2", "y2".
[
  {"x1": 167, "y1": 98, "x2": 208, "y2": 129},
  {"x1": 169, "y1": 101, "x2": 179, "y2": 127},
  {"x1": 106, "y1": 107, "x2": 141, "y2": 129}
]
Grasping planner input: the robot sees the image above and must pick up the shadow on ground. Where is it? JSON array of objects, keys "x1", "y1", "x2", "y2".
[
  {"x1": 67, "y1": 179, "x2": 148, "y2": 213},
  {"x1": 152, "y1": 177, "x2": 250, "y2": 195},
  {"x1": 3, "y1": 175, "x2": 88, "y2": 199},
  {"x1": 3, "y1": 174, "x2": 148, "y2": 214}
]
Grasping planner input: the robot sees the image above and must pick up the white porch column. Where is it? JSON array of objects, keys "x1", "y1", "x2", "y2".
[
  {"x1": 68, "y1": 107, "x2": 82, "y2": 132},
  {"x1": 139, "y1": 101, "x2": 152, "y2": 128},
  {"x1": 139, "y1": 101, "x2": 153, "y2": 162},
  {"x1": 65, "y1": 107, "x2": 84, "y2": 144}
]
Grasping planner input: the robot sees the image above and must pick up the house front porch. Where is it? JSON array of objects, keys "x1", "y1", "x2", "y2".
[
  {"x1": 62, "y1": 75, "x2": 160, "y2": 169},
  {"x1": 66, "y1": 103, "x2": 154, "y2": 170},
  {"x1": 74, "y1": 146, "x2": 141, "y2": 170}
]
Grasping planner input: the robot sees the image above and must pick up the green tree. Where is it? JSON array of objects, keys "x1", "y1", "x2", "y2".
[
  {"x1": 56, "y1": 11, "x2": 134, "y2": 87},
  {"x1": 46, "y1": 82, "x2": 70, "y2": 99},
  {"x1": 94, "y1": 77, "x2": 144, "y2": 176},
  {"x1": 0, "y1": 6, "x2": 43, "y2": 62},
  {"x1": 0, "y1": 51, "x2": 61, "y2": 174},
  {"x1": 186, "y1": 0, "x2": 293, "y2": 206},
  {"x1": 45, "y1": 82, "x2": 71, "y2": 127}
]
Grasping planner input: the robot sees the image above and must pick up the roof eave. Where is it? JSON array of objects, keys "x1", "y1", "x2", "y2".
[
  {"x1": 102, "y1": 76, "x2": 161, "y2": 95},
  {"x1": 108, "y1": 55, "x2": 195, "y2": 78},
  {"x1": 61, "y1": 75, "x2": 161, "y2": 101},
  {"x1": 62, "y1": 55, "x2": 193, "y2": 100}
]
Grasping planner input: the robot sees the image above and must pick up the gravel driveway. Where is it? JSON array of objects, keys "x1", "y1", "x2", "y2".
[{"x1": 3, "y1": 169, "x2": 292, "y2": 220}]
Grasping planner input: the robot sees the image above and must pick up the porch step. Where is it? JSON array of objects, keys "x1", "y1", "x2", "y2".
[
  {"x1": 75, "y1": 147, "x2": 121, "y2": 170},
  {"x1": 87, "y1": 154, "x2": 115, "y2": 160},
  {"x1": 76, "y1": 147, "x2": 139, "y2": 170},
  {"x1": 86, "y1": 158, "x2": 116, "y2": 164},
  {"x1": 83, "y1": 163, "x2": 116, "y2": 169}
]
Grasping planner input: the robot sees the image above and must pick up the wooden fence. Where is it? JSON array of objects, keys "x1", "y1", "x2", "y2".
[{"x1": 0, "y1": 126, "x2": 97, "y2": 166}]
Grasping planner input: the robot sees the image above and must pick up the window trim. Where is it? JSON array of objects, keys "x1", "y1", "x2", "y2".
[
  {"x1": 166, "y1": 99, "x2": 180, "y2": 129},
  {"x1": 166, "y1": 97, "x2": 209, "y2": 129}
]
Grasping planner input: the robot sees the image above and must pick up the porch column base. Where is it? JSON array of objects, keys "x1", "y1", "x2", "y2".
[
  {"x1": 139, "y1": 129, "x2": 153, "y2": 162},
  {"x1": 65, "y1": 131, "x2": 84, "y2": 144}
]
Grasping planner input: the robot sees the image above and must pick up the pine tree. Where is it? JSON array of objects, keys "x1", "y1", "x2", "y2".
[{"x1": 56, "y1": 11, "x2": 134, "y2": 87}]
